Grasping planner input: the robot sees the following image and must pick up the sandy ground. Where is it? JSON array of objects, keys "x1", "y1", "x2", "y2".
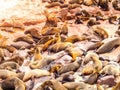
[
  {"x1": 0, "y1": 0, "x2": 45, "y2": 19},
  {"x1": 0, "y1": 0, "x2": 47, "y2": 45}
]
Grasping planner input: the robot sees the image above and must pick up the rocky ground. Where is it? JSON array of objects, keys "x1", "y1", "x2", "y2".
[{"x1": 0, "y1": 0, "x2": 120, "y2": 90}]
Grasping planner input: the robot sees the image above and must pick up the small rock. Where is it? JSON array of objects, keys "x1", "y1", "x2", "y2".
[{"x1": 97, "y1": 75, "x2": 116, "y2": 87}]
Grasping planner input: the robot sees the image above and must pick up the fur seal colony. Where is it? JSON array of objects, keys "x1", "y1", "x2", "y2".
[{"x1": 0, "y1": 0, "x2": 120, "y2": 90}]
